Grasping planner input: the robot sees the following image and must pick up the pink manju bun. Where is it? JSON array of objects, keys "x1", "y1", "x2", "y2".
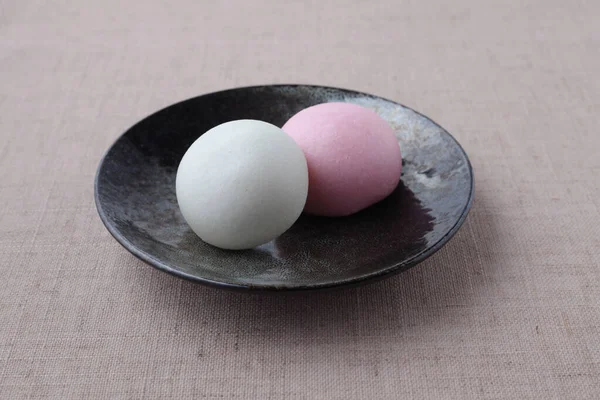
[{"x1": 282, "y1": 102, "x2": 402, "y2": 217}]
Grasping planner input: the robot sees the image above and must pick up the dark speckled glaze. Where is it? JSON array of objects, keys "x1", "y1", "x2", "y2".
[{"x1": 94, "y1": 85, "x2": 474, "y2": 291}]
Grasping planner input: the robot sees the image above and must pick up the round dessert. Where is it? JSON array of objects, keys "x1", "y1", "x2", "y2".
[
  {"x1": 282, "y1": 102, "x2": 402, "y2": 217},
  {"x1": 176, "y1": 120, "x2": 309, "y2": 250}
]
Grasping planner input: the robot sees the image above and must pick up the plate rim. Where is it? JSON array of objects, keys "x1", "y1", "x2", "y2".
[{"x1": 94, "y1": 84, "x2": 475, "y2": 292}]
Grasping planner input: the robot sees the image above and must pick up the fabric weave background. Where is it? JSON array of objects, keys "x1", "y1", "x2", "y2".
[{"x1": 1, "y1": 0, "x2": 599, "y2": 398}]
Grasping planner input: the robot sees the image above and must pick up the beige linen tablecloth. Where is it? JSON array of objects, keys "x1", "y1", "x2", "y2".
[{"x1": 1, "y1": 1, "x2": 599, "y2": 398}]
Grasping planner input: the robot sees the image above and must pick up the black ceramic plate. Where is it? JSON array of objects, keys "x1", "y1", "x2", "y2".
[{"x1": 95, "y1": 85, "x2": 473, "y2": 291}]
